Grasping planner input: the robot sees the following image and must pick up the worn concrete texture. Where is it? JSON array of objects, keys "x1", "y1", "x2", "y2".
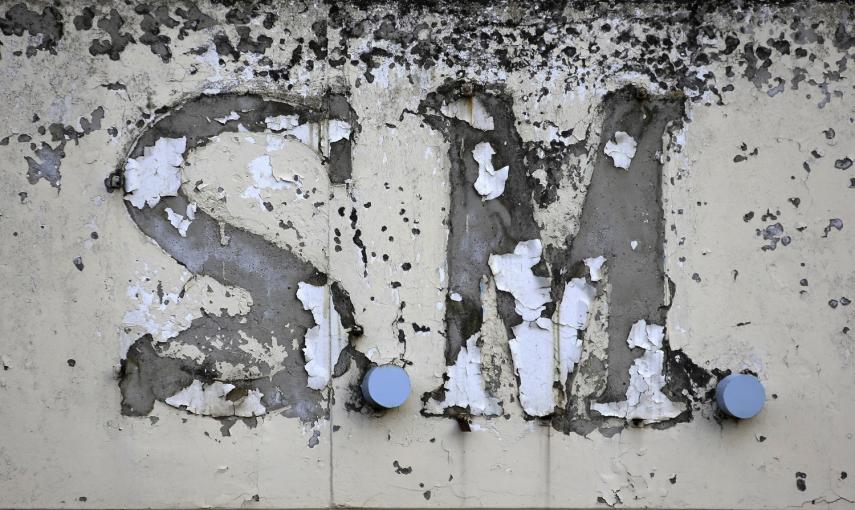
[{"x1": 0, "y1": 0, "x2": 853, "y2": 508}]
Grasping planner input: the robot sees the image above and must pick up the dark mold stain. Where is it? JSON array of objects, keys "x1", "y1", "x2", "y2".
[
  {"x1": 89, "y1": 9, "x2": 135, "y2": 61},
  {"x1": 796, "y1": 471, "x2": 807, "y2": 491},
  {"x1": 823, "y1": 218, "x2": 843, "y2": 237},
  {"x1": 73, "y1": 7, "x2": 94, "y2": 31},
  {"x1": 135, "y1": 4, "x2": 179, "y2": 62},
  {"x1": 23, "y1": 106, "x2": 104, "y2": 189},
  {"x1": 0, "y1": 3, "x2": 63, "y2": 56},
  {"x1": 393, "y1": 460, "x2": 413, "y2": 474},
  {"x1": 25, "y1": 142, "x2": 65, "y2": 188}
]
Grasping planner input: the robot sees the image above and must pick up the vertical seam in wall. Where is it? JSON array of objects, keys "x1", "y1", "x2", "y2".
[{"x1": 326, "y1": 51, "x2": 336, "y2": 509}]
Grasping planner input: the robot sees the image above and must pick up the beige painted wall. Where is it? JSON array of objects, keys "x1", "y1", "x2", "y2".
[{"x1": 0, "y1": 1, "x2": 853, "y2": 508}]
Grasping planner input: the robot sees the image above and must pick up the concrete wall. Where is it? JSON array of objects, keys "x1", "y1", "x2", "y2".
[{"x1": 0, "y1": 1, "x2": 853, "y2": 508}]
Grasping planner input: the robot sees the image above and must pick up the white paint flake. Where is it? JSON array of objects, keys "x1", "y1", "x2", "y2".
[
  {"x1": 630, "y1": 240, "x2": 639, "y2": 250},
  {"x1": 265, "y1": 114, "x2": 299, "y2": 131},
  {"x1": 591, "y1": 320, "x2": 685, "y2": 424},
  {"x1": 250, "y1": 155, "x2": 290, "y2": 190},
  {"x1": 557, "y1": 278, "x2": 596, "y2": 384},
  {"x1": 559, "y1": 278, "x2": 596, "y2": 330},
  {"x1": 583, "y1": 256, "x2": 606, "y2": 281},
  {"x1": 215, "y1": 111, "x2": 240, "y2": 124},
  {"x1": 122, "y1": 282, "x2": 186, "y2": 345},
  {"x1": 124, "y1": 137, "x2": 187, "y2": 209},
  {"x1": 450, "y1": 292, "x2": 463, "y2": 302},
  {"x1": 233, "y1": 389, "x2": 266, "y2": 417},
  {"x1": 427, "y1": 334, "x2": 502, "y2": 416},
  {"x1": 604, "y1": 131, "x2": 638, "y2": 170},
  {"x1": 241, "y1": 154, "x2": 296, "y2": 205},
  {"x1": 508, "y1": 318, "x2": 555, "y2": 416},
  {"x1": 164, "y1": 203, "x2": 196, "y2": 237},
  {"x1": 165, "y1": 380, "x2": 266, "y2": 417},
  {"x1": 291, "y1": 123, "x2": 321, "y2": 147},
  {"x1": 296, "y1": 282, "x2": 347, "y2": 390},
  {"x1": 488, "y1": 240, "x2": 551, "y2": 321},
  {"x1": 544, "y1": 122, "x2": 574, "y2": 145},
  {"x1": 265, "y1": 134, "x2": 284, "y2": 152},
  {"x1": 328, "y1": 119, "x2": 352, "y2": 142},
  {"x1": 503, "y1": 271, "x2": 599, "y2": 416},
  {"x1": 472, "y1": 142, "x2": 509, "y2": 200},
  {"x1": 440, "y1": 97, "x2": 495, "y2": 130},
  {"x1": 120, "y1": 272, "x2": 253, "y2": 358},
  {"x1": 195, "y1": 43, "x2": 224, "y2": 90}
]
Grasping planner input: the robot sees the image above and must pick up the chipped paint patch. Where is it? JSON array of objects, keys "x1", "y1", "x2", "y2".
[
  {"x1": 584, "y1": 256, "x2": 606, "y2": 282},
  {"x1": 591, "y1": 320, "x2": 685, "y2": 424},
  {"x1": 265, "y1": 114, "x2": 300, "y2": 132},
  {"x1": 488, "y1": 240, "x2": 551, "y2": 321},
  {"x1": 242, "y1": 153, "x2": 296, "y2": 205},
  {"x1": 425, "y1": 334, "x2": 502, "y2": 416},
  {"x1": 472, "y1": 141, "x2": 509, "y2": 200},
  {"x1": 164, "y1": 203, "x2": 196, "y2": 237},
  {"x1": 328, "y1": 119, "x2": 352, "y2": 142},
  {"x1": 297, "y1": 282, "x2": 347, "y2": 391},
  {"x1": 120, "y1": 272, "x2": 252, "y2": 358},
  {"x1": 124, "y1": 137, "x2": 187, "y2": 209},
  {"x1": 165, "y1": 379, "x2": 266, "y2": 418},
  {"x1": 604, "y1": 131, "x2": 637, "y2": 170},
  {"x1": 440, "y1": 97, "x2": 494, "y2": 130},
  {"x1": 508, "y1": 318, "x2": 555, "y2": 417},
  {"x1": 557, "y1": 278, "x2": 596, "y2": 385},
  {"x1": 181, "y1": 129, "x2": 331, "y2": 271},
  {"x1": 215, "y1": 111, "x2": 240, "y2": 124}
]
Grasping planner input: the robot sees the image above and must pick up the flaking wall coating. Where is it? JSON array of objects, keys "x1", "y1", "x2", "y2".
[
  {"x1": 119, "y1": 94, "x2": 361, "y2": 423},
  {"x1": 573, "y1": 91, "x2": 682, "y2": 406},
  {"x1": 0, "y1": 1, "x2": 853, "y2": 508}
]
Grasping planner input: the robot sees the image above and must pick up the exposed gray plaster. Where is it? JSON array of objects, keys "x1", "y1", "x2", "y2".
[
  {"x1": 418, "y1": 83, "x2": 544, "y2": 365},
  {"x1": 567, "y1": 88, "x2": 683, "y2": 407},
  {"x1": 118, "y1": 93, "x2": 362, "y2": 423}
]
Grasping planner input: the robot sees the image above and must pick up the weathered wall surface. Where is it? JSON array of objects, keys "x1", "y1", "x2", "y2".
[{"x1": 0, "y1": 1, "x2": 853, "y2": 508}]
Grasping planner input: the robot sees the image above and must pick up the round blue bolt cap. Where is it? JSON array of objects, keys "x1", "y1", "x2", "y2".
[
  {"x1": 716, "y1": 374, "x2": 765, "y2": 419},
  {"x1": 361, "y1": 364, "x2": 411, "y2": 409}
]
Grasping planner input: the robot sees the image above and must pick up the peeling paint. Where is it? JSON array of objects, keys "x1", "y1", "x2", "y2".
[
  {"x1": 508, "y1": 317, "x2": 555, "y2": 417},
  {"x1": 557, "y1": 278, "x2": 596, "y2": 385},
  {"x1": 165, "y1": 379, "x2": 266, "y2": 418},
  {"x1": 591, "y1": 320, "x2": 685, "y2": 424},
  {"x1": 124, "y1": 137, "x2": 187, "y2": 209},
  {"x1": 297, "y1": 282, "x2": 347, "y2": 391},
  {"x1": 583, "y1": 256, "x2": 606, "y2": 282},
  {"x1": 328, "y1": 119, "x2": 351, "y2": 143},
  {"x1": 164, "y1": 203, "x2": 196, "y2": 237},
  {"x1": 604, "y1": 131, "x2": 637, "y2": 170},
  {"x1": 2, "y1": 1, "x2": 853, "y2": 507},
  {"x1": 472, "y1": 141, "x2": 509, "y2": 200},
  {"x1": 425, "y1": 334, "x2": 501, "y2": 416},
  {"x1": 489, "y1": 240, "x2": 551, "y2": 322},
  {"x1": 440, "y1": 97, "x2": 494, "y2": 131}
]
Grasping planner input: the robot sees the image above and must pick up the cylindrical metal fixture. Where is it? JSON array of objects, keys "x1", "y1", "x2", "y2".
[
  {"x1": 361, "y1": 364, "x2": 411, "y2": 409},
  {"x1": 716, "y1": 373, "x2": 765, "y2": 419}
]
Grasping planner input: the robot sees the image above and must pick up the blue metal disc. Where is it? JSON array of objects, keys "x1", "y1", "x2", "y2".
[
  {"x1": 716, "y1": 373, "x2": 765, "y2": 419},
  {"x1": 361, "y1": 365, "x2": 411, "y2": 409}
]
